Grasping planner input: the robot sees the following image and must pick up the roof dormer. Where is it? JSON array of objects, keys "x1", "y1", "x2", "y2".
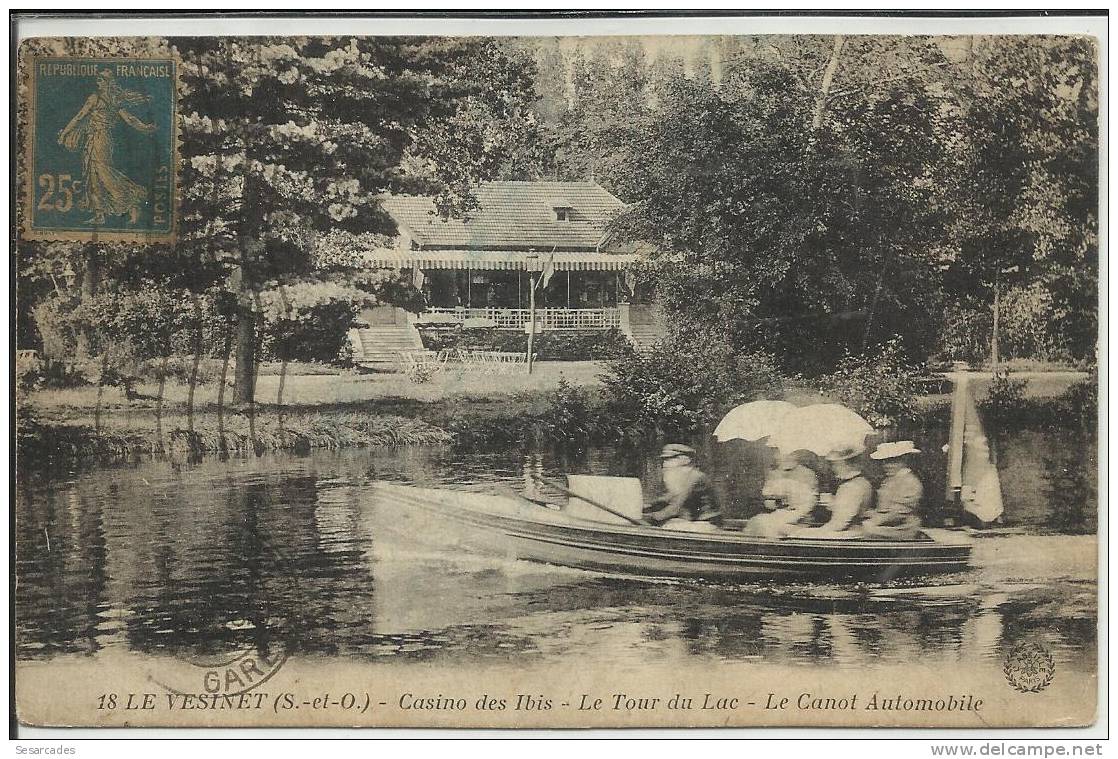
[{"x1": 548, "y1": 197, "x2": 574, "y2": 222}]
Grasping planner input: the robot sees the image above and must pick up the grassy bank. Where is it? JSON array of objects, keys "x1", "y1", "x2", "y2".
[
  {"x1": 17, "y1": 409, "x2": 454, "y2": 468},
  {"x1": 17, "y1": 361, "x2": 604, "y2": 468},
  {"x1": 17, "y1": 359, "x2": 1094, "y2": 470}
]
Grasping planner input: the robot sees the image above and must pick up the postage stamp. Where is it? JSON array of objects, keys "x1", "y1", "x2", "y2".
[{"x1": 23, "y1": 56, "x2": 179, "y2": 242}]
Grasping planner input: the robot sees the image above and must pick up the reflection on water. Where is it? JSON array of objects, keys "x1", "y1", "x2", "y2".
[{"x1": 15, "y1": 444, "x2": 1096, "y2": 677}]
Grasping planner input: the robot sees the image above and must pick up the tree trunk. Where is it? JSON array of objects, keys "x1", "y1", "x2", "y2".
[
  {"x1": 230, "y1": 247, "x2": 258, "y2": 406},
  {"x1": 75, "y1": 246, "x2": 101, "y2": 357},
  {"x1": 233, "y1": 304, "x2": 257, "y2": 405},
  {"x1": 809, "y1": 36, "x2": 845, "y2": 139},
  {"x1": 990, "y1": 278, "x2": 1001, "y2": 370}
]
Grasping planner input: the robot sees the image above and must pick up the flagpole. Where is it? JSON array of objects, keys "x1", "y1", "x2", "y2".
[
  {"x1": 525, "y1": 249, "x2": 556, "y2": 375},
  {"x1": 525, "y1": 252, "x2": 539, "y2": 375},
  {"x1": 527, "y1": 271, "x2": 536, "y2": 375}
]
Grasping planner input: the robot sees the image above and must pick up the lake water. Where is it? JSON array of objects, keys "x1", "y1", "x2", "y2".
[{"x1": 15, "y1": 436, "x2": 1097, "y2": 679}]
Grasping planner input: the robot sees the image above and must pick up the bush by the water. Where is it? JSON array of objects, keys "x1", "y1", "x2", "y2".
[
  {"x1": 418, "y1": 327, "x2": 630, "y2": 361},
  {"x1": 1058, "y1": 373, "x2": 1098, "y2": 427},
  {"x1": 815, "y1": 337, "x2": 922, "y2": 428},
  {"x1": 538, "y1": 378, "x2": 597, "y2": 446},
  {"x1": 974, "y1": 370, "x2": 1097, "y2": 435},
  {"x1": 16, "y1": 354, "x2": 87, "y2": 392},
  {"x1": 980, "y1": 370, "x2": 1030, "y2": 421},
  {"x1": 600, "y1": 330, "x2": 784, "y2": 438}
]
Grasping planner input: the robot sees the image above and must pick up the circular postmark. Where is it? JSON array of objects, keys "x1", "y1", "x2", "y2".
[
  {"x1": 147, "y1": 531, "x2": 295, "y2": 699},
  {"x1": 1003, "y1": 641, "x2": 1055, "y2": 693},
  {"x1": 151, "y1": 632, "x2": 290, "y2": 699}
]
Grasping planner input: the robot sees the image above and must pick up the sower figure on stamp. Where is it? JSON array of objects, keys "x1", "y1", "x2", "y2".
[
  {"x1": 58, "y1": 69, "x2": 156, "y2": 226},
  {"x1": 863, "y1": 441, "x2": 924, "y2": 540},
  {"x1": 643, "y1": 444, "x2": 722, "y2": 530}
]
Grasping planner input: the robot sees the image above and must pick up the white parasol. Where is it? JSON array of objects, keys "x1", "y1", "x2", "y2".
[
  {"x1": 713, "y1": 400, "x2": 797, "y2": 442},
  {"x1": 767, "y1": 403, "x2": 875, "y2": 456}
]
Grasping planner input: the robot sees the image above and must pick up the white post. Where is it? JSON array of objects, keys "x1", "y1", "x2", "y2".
[{"x1": 527, "y1": 272, "x2": 537, "y2": 375}]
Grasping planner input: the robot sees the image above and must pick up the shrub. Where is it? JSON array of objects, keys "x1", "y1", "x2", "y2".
[
  {"x1": 999, "y1": 284, "x2": 1069, "y2": 362},
  {"x1": 16, "y1": 354, "x2": 88, "y2": 392},
  {"x1": 260, "y1": 299, "x2": 357, "y2": 364},
  {"x1": 404, "y1": 362, "x2": 436, "y2": 384},
  {"x1": 538, "y1": 378, "x2": 597, "y2": 445},
  {"x1": 980, "y1": 370, "x2": 1029, "y2": 420},
  {"x1": 33, "y1": 280, "x2": 372, "y2": 370},
  {"x1": 72, "y1": 342, "x2": 147, "y2": 399},
  {"x1": 30, "y1": 298, "x2": 78, "y2": 360},
  {"x1": 600, "y1": 330, "x2": 785, "y2": 438},
  {"x1": 936, "y1": 302, "x2": 992, "y2": 365},
  {"x1": 815, "y1": 337, "x2": 922, "y2": 428},
  {"x1": 1059, "y1": 373, "x2": 1098, "y2": 427}
]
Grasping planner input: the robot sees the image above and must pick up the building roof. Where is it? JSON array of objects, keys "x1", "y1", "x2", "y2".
[{"x1": 379, "y1": 181, "x2": 627, "y2": 251}]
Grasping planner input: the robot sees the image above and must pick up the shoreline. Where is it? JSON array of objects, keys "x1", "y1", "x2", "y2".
[
  {"x1": 16, "y1": 407, "x2": 457, "y2": 471},
  {"x1": 16, "y1": 365, "x2": 1094, "y2": 473}
]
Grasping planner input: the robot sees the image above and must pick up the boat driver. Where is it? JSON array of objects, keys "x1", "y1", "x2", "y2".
[
  {"x1": 642, "y1": 444, "x2": 722, "y2": 528},
  {"x1": 863, "y1": 441, "x2": 924, "y2": 540}
]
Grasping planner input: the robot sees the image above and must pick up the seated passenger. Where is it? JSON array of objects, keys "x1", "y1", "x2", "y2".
[
  {"x1": 643, "y1": 444, "x2": 721, "y2": 528},
  {"x1": 747, "y1": 451, "x2": 818, "y2": 537},
  {"x1": 801, "y1": 446, "x2": 874, "y2": 535},
  {"x1": 863, "y1": 441, "x2": 924, "y2": 540}
]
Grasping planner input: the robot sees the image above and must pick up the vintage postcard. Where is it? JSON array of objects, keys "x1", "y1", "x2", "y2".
[{"x1": 12, "y1": 14, "x2": 1102, "y2": 731}]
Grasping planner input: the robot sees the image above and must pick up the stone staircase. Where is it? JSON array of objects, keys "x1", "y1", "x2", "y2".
[
  {"x1": 620, "y1": 304, "x2": 666, "y2": 353},
  {"x1": 348, "y1": 323, "x2": 424, "y2": 366},
  {"x1": 622, "y1": 322, "x2": 666, "y2": 353}
]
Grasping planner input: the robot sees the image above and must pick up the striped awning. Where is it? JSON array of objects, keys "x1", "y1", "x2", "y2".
[{"x1": 361, "y1": 249, "x2": 640, "y2": 272}]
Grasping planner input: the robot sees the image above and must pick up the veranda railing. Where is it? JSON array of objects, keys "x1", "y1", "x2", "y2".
[{"x1": 420, "y1": 307, "x2": 620, "y2": 330}]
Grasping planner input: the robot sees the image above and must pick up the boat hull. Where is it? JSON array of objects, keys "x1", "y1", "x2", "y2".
[{"x1": 373, "y1": 483, "x2": 973, "y2": 581}]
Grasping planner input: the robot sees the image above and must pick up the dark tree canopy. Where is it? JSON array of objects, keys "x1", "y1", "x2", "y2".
[{"x1": 524, "y1": 35, "x2": 1098, "y2": 368}]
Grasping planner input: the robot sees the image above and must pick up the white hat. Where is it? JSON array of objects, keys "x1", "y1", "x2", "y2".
[{"x1": 870, "y1": 441, "x2": 921, "y2": 460}]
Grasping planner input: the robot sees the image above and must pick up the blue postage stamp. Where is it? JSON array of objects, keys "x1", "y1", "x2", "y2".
[{"x1": 24, "y1": 56, "x2": 178, "y2": 242}]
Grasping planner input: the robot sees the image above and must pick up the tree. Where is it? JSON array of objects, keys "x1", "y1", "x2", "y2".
[
  {"x1": 941, "y1": 36, "x2": 1099, "y2": 361},
  {"x1": 170, "y1": 36, "x2": 544, "y2": 402},
  {"x1": 17, "y1": 36, "x2": 546, "y2": 409},
  {"x1": 542, "y1": 34, "x2": 1098, "y2": 369},
  {"x1": 596, "y1": 37, "x2": 955, "y2": 370}
]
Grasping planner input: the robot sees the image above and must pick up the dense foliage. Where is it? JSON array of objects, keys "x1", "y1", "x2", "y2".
[
  {"x1": 16, "y1": 35, "x2": 1099, "y2": 403},
  {"x1": 527, "y1": 36, "x2": 1098, "y2": 369},
  {"x1": 814, "y1": 338, "x2": 923, "y2": 428},
  {"x1": 600, "y1": 330, "x2": 784, "y2": 438},
  {"x1": 980, "y1": 371, "x2": 1031, "y2": 422}
]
